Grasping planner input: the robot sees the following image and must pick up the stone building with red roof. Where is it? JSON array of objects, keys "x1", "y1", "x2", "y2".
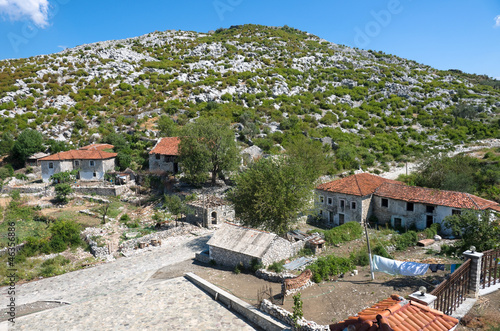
[
  {"x1": 39, "y1": 144, "x2": 117, "y2": 183},
  {"x1": 316, "y1": 173, "x2": 500, "y2": 234},
  {"x1": 149, "y1": 137, "x2": 180, "y2": 174}
]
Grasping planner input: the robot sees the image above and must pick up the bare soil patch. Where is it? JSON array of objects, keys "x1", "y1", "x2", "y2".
[{"x1": 458, "y1": 290, "x2": 500, "y2": 331}]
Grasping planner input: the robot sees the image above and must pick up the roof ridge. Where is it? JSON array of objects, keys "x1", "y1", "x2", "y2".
[
  {"x1": 354, "y1": 174, "x2": 362, "y2": 196},
  {"x1": 465, "y1": 193, "x2": 480, "y2": 210}
]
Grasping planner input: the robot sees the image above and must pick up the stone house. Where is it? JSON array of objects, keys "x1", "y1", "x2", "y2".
[
  {"x1": 39, "y1": 144, "x2": 117, "y2": 183},
  {"x1": 316, "y1": 173, "x2": 500, "y2": 235},
  {"x1": 206, "y1": 223, "x2": 305, "y2": 268},
  {"x1": 149, "y1": 137, "x2": 180, "y2": 174},
  {"x1": 186, "y1": 195, "x2": 235, "y2": 228}
]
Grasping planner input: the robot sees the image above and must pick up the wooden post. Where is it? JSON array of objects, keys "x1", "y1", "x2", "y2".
[{"x1": 364, "y1": 220, "x2": 374, "y2": 280}]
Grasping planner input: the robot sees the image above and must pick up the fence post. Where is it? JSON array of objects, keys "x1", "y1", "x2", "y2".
[{"x1": 463, "y1": 250, "x2": 483, "y2": 298}]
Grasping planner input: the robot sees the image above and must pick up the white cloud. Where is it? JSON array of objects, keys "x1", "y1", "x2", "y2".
[
  {"x1": 0, "y1": 0, "x2": 50, "y2": 28},
  {"x1": 495, "y1": 15, "x2": 500, "y2": 28}
]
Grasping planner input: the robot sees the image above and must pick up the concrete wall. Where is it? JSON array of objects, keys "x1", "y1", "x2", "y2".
[
  {"x1": 185, "y1": 273, "x2": 290, "y2": 331},
  {"x1": 315, "y1": 190, "x2": 366, "y2": 227},
  {"x1": 149, "y1": 154, "x2": 179, "y2": 173}
]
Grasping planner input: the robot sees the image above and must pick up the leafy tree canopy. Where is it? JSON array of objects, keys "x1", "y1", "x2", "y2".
[
  {"x1": 179, "y1": 117, "x2": 239, "y2": 185},
  {"x1": 11, "y1": 129, "x2": 44, "y2": 168},
  {"x1": 443, "y1": 210, "x2": 500, "y2": 253},
  {"x1": 228, "y1": 156, "x2": 315, "y2": 235}
]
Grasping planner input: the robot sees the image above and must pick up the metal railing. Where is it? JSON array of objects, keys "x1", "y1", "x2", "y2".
[
  {"x1": 481, "y1": 248, "x2": 500, "y2": 289},
  {"x1": 431, "y1": 259, "x2": 471, "y2": 315}
]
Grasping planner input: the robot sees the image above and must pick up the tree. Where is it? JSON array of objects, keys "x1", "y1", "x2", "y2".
[
  {"x1": 443, "y1": 210, "x2": 500, "y2": 253},
  {"x1": 157, "y1": 115, "x2": 178, "y2": 137},
  {"x1": 227, "y1": 156, "x2": 314, "y2": 235},
  {"x1": 0, "y1": 132, "x2": 14, "y2": 156},
  {"x1": 164, "y1": 194, "x2": 190, "y2": 226},
  {"x1": 11, "y1": 129, "x2": 44, "y2": 168},
  {"x1": 54, "y1": 183, "x2": 73, "y2": 204},
  {"x1": 284, "y1": 135, "x2": 331, "y2": 181},
  {"x1": 179, "y1": 117, "x2": 239, "y2": 185},
  {"x1": 97, "y1": 203, "x2": 111, "y2": 224}
]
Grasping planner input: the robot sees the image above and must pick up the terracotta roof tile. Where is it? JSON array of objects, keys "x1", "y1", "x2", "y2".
[
  {"x1": 79, "y1": 143, "x2": 114, "y2": 151},
  {"x1": 329, "y1": 294, "x2": 459, "y2": 331},
  {"x1": 317, "y1": 173, "x2": 401, "y2": 196},
  {"x1": 375, "y1": 182, "x2": 500, "y2": 210},
  {"x1": 39, "y1": 149, "x2": 117, "y2": 161},
  {"x1": 149, "y1": 137, "x2": 180, "y2": 156}
]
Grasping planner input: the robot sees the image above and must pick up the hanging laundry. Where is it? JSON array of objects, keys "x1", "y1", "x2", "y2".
[
  {"x1": 429, "y1": 264, "x2": 445, "y2": 272},
  {"x1": 372, "y1": 255, "x2": 403, "y2": 276},
  {"x1": 450, "y1": 264, "x2": 462, "y2": 273},
  {"x1": 399, "y1": 261, "x2": 429, "y2": 276}
]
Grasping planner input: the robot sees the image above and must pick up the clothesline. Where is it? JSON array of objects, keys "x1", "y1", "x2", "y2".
[{"x1": 372, "y1": 255, "x2": 461, "y2": 277}]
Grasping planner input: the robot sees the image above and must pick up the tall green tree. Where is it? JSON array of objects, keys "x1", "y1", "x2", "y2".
[
  {"x1": 443, "y1": 210, "x2": 500, "y2": 253},
  {"x1": 228, "y1": 156, "x2": 314, "y2": 235},
  {"x1": 157, "y1": 115, "x2": 178, "y2": 137},
  {"x1": 11, "y1": 129, "x2": 44, "y2": 168},
  {"x1": 284, "y1": 135, "x2": 331, "y2": 181},
  {"x1": 179, "y1": 117, "x2": 239, "y2": 185}
]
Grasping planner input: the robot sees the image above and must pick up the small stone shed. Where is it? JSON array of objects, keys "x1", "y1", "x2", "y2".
[
  {"x1": 186, "y1": 196, "x2": 235, "y2": 228},
  {"x1": 207, "y1": 223, "x2": 306, "y2": 268}
]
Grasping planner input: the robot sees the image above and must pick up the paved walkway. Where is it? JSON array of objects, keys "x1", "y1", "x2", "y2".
[
  {"x1": 9, "y1": 277, "x2": 255, "y2": 330},
  {"x1": 0, "y1": 231, "x2": 258, "y2": 330}
]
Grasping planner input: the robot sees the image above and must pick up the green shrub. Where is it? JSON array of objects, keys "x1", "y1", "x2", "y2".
[
  {"x1": 372, "y1": 244, "x2": 392, "y2": 259},
  {"x1": 268, "y1": 261, "x2": 284, "y2": 273},
  {"x1": 234, "y1": 262, "x2": 244, "y2": 274},
  {"x1": 309, "y1": 255, "x2": 354, "y2": 282},
  {"x1": 298, "y1": 247, "x2": 314, "y2": 256},
  {"x1": 320, "y1": 222, "x2": 363, "y2": 245},
  {"x1": 393, "y1": 231, "x2": 418, "y2": 250},
  {"x1": 351, "y1": 250, "x2": 369, "y2": 266},
  {"x1": 250, "y1": 258, "x2": 264, "y2": 272},
  {"x1": 119, "y1": 214, "x2": 131, "y2": 223}
]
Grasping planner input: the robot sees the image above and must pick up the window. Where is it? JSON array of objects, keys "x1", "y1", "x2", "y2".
[
  {"x1": 452, "y1": 209, "x2": 462, "y2": 215},
  {"x1": 339, "y1": 199, "x2": 345, "y2": 212},
  {"x1": 89, "y1": 160, "x2": 95, "y2": 167},
  {"x1": 351, "y1": 201, "x2": 357, "y2": 210},
  {"x1": 156, "y1": 154, "x2": 161, "y2": 160},
  {"x1": 93, "y1": 172, "x2": 96, "y2": 177},
  {"x1": 74, "y1": 160, "x2": 80, "y2": 167},
  {"x1": 426, "y1": 205, "x2": 435, "y2": 213},
  {"x1": 394, "y1": 218, "x2": 402, "y2": 228},
  {"x1": 327, "y1": 197, "x2": 333, "y2": 205},
  {"x1": 381, "y1": 198, "x2": 388, "y2": 208},
  {"x1": 48, "y1": 162, "x2": 54, "y2": 169},
  {"x1": 406, "y1": 202, "x2": 414, "y2": 212},
  {"x1": 319, "y1": 210, "x2": 323, "y2": 216},
  {"x1": 319, "y1": 196, "x2": 324, "y2": 204},
  {"x1": 329, "y1": 211, "x2": 334, "y2": 224}
]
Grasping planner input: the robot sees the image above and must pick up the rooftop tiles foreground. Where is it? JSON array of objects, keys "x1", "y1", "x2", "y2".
[
  {"x1": 329, "y1": 294, "x2": 459, "y2": 331},
  {"x1": 5, "y1": 277, "x2": 256, "y2": 331}
]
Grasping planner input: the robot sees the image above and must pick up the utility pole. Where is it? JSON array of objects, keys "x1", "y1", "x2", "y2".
[{"x1": 364, "y1": 219, "x2": 375, "y2": 280}]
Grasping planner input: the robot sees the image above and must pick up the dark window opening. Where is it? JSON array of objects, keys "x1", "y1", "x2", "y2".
[
  {"x1": 327, "y1": 197, "x2": 333, "y2": 205},
  {"x1": 48, "y1": 162, "x2": 54, "y2": 169},
  {"x1": 339, "y1": 199, "x2": 345, "y2": 212},
  {"x1": 90, "y1": 160, "x2": 95, "y2": 167},
  {"x1": 351, "y1": 202, "x2": 357, "y2": 210},
  {"x1": 426, "y1": 205, "x2": 435, "y2": 213},
  {"x1": 426, "y1": 215, "x2": 433, "y2": 228},
  {"x1": 156, "y1": 154, "x2": 161, "y2": 160},
  {"x1": 211, "y1": 211, "x2": 217, "y2": 224},
  {"x1": 381, "y1": 198, "x2": 388, "y2": 208},
  {"x1": 339, "y1": 213, "x2": 345, "y2": 225},
  {"x1": 452, "y1": 209, "x2": 462, "y2": 215},
  {"x1": 406, "y1": 202, "x2": 414, "y2": 212},
  {"x1": 93, "y1": 172, "x2": 96, "y2": 177}
]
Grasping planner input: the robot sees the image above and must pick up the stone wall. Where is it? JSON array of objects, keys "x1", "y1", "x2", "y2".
[
  {"x1": 120, "y1": 224, "x2": 198, "y2": 253},
  {"x1": 260, "y1": 299, "x2": 329, "y2": 331},
  {"x1": 255, "y1": 269, "x2": 296, "y2": 283},
  {"x1": 315, "y1": 190, "x2": 366, "y2": 227},
  {"x1": 283, "y1": 270, "x2": 313, "y2": 296},
  {"x1": 149, "y1": 153, "x2": 178, "y2": 173},
  {"x1": 261, "y1": 237, "x2": 306, "y2": 266},
  {"x1": 72, "y1": 185, "x2": 128, "y2": 196},
  {"x1": 0, "y1": 243, "x2": 24, "y2": 257},
  {"x1": 209, "y1": 246, "x2": 256, "y2": 268}
]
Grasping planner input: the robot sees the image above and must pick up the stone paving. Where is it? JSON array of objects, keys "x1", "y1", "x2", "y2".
[
  {"x1": 9, "y1": 277, "x2": 255, "y2": 330},
  {"x1": 0, "y1": 230, "x2": 258, "y2": 330}
]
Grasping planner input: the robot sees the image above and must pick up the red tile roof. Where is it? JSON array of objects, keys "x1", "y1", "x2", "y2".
[
  {"x1": 316, "y1": 173, "x2": 401, "y2": 197},
  {"x1": 150, "y1": 137, "x2": 180, "y2": 156},
  {"x1": 375, "y1": 182, "x2": 500, "y2": 210},
  {"x1": 329, "y1": 294, "x2": 459, "y2": 331},
  {"x1": 79, "y1": 143, "x2": 114, "y2": 151},
  {"x1": 39, "y1": 149, "x2": 117, "y2": 161}
]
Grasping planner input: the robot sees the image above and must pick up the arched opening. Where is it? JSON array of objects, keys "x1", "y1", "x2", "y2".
[{"x1": 211, "y1": 211, "x2": 217, "y2": 224}]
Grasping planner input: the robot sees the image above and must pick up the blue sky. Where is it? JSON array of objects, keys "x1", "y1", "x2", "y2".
[{"x1": 0, "y1": 0, "x2": 499, "y2": 78}]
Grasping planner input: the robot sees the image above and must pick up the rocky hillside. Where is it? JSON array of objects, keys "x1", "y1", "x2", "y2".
[{"x1": 1, "y1": 24, "x2": 500, "y2": 171}]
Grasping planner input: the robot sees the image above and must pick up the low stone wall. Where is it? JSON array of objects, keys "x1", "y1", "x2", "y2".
[
  {"x1": 260, "y1": 299, "x2": 329, "y2": 331},
  {"x1": 1, "y1": 185, "x2": 49, "y2": 194},
  {"x1": 255, "y1": 269, "x2": 296, "y2": 283},
  {"x1": 0, "y1": 243, "x2": 25, "y2": 257},
  {"x1": 83, "y1": 234, "x2": 111, "y2": 260},
  {"x1": 72, "y1": 185, "x2": 128, "y2": 197}
]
